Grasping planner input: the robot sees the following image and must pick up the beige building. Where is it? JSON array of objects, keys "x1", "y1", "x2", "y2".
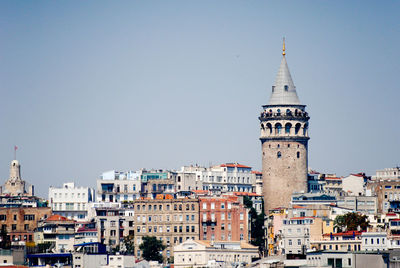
[
  {"x1": 94, "y1": 207, "x2": 135, "y2": 248},
  {"x1": 260, "y1": 42, "x2": 309, "y2": 213},
  {"x1": 132, "y1": 197, "x2": 200, "y2": 261},
  {"x1": 174, "y1": 239, "x2": 259, "y2": 268}
]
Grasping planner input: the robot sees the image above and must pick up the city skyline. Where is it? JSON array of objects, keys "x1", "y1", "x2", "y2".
[{"x1": 1, "y1": 1, "x2": 399, "y2": 197}]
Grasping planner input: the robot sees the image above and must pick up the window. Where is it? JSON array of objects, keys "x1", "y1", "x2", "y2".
[
  {"x1": 0, "y1": 215, "x2": 6, "y2": 221},
  {"x1": 24, "y1": 224, "x2": 29, "y2": 230},
  {"x1": 275, "y1": 123, "x2": 282, "y2": 134},
  {"x1": 297, "y1": 152, "x2": 300, "y2": 158},
  {"x1": 202, "y1": 203, "x2": 207, "y2": 209},
  {"x1": 284, "y1": 85, "x2": 289, "y2": 91},
  {"x1": 13, "y1": 215, "x2": 17, "y2": 221},
  {"x1": 297, "y1": 239, "x2": 301, "y2": 245},
  {"x1": 277, "y1": 152, "x2": 282, "y2": 158},
  {"x1": 288, "y1": 239, "x2": 292, "y2": 246},
  {"x1": 211, "y1": 203, "x2": 215, "y2": 209},
  {"x1": 221, "y1": 223, "x2": 225, "y2": 230},
  {"x1": 240, "y1": 213, "x2": 244, "y2": 220},
  {"x1": 221, "y1": 203, "x2": 225, "y2": 209}
]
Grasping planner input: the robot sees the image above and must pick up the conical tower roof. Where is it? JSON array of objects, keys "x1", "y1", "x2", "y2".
[{"x1": 267, "y1": 44, "x2": 301, "y2": 105}]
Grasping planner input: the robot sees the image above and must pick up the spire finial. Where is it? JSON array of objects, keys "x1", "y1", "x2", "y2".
[{"x1": 282, "y1": 37, "x2": 286, "y2": 56}]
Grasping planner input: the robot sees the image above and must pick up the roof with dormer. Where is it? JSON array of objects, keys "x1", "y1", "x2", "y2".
[{"x1": 268, "y1": 50, "x2": 301, "y2": 105}]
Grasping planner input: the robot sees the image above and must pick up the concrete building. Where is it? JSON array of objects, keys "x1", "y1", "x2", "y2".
[
  {"x1": 173, "y1": 239, "x2": 259, "y2": 268},
  {"x1": 367, "y1": 179, "x2": 400, "y2": 213},
  {"x1": 94, "y1": 207, "x2": 135, "y2": 249},
  {"x1": 0, "y1": 206, "x2": 51, "y2": 245},
  {"x1": 311, "y1": 231, "x2": 362, "y2": 252},
  {"x1": 336, "y1": 195, "x2": 377, "y2": 215},
  {"x1": 259, "y1": 42, "x2": 310, "y2": 213},
  {"x1": 361, "y1": 232, "x2": 388, "y2": 251},
  {"x1": 281, "y1": 216, "x2": 313, "y2": 255},
  {"x1": 181, "y1": 163, "x2": 257, "y2": 193},
  {"x1": 372, "y1": 167, "x2": 400, "y2": 181},
  {"x1": 1, "y1": 159, "x2": 34, "y2": 196},
  {"x1": 34, "y1": 214, "x2": 76, "y2": 253},
  {"x1": 199, "y1": 195, "x2": 249, "y2": 242},
  {"x1": 306, "y1": 251, "x2": 389, "y2": 268},
  {"x1": 131, "y1": 196, "x2": 199, "y2": 261},
  {"x1": 342, "y1": 174, "x2": 366, "y2": 196},
  {"x1": 49, "y1": 182, "x2": 95, "y2": 221},
  {"x1": 97, "y1": 170, "x2": 141, "y2": 203}
]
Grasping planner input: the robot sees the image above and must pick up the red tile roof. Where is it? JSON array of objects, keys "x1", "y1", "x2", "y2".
[
  {"x1": 233, "y1": 192, "x2": 261, "y2": 197},
  {"x1": 323, "y1": 231, "x2": 362, "y2": 237},
  {"x1": 290, "y1": 216, "x2": 314, "y2": 220},
  {"x1": 293, "y1": 205, "x2": 306, "y2": 209},
  {"x1": 220, "y1": 163, "x2": 251, "y2": 169},
  {"x1": 251, "y1": 171, "x2": 262, "y2": 175},
  {"x1": 325, "y1": 177, "x2": 342, "y2": 180},
  {"x1": 47, "y1": 214, "x2": 70, "y2": 221}
]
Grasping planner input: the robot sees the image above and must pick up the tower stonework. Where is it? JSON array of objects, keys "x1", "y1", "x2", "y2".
[{"x1": 260, "y1": 44, "x2": 310, "y2": 214}]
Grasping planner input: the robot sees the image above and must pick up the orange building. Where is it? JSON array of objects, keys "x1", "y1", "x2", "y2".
[
  {"x1": 199, "y1": 195, "x2": 248, "y2": 242},
  {"x1": 0, "y1": 207, "x2": 52, "y2": 244}
]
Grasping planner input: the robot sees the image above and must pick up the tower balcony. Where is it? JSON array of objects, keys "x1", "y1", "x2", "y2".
[{"x1": 259, "y1": 112, "x2": 309, "y2": 122}]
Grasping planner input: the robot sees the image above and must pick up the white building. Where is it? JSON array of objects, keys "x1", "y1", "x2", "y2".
[
  {"x1": 174, "y1": 239, "x2": 259, "y2": 268},
  {"x1": 281, "y1": 217, "x2": 313, "y2": 255},
  {"x1": 342, "y1": 174, "x2": 366, "y2": 196},
  {"x1": 372, "y1": 167, "x2": 400, "y2": 181},
  {"x1": 181, "y1": 163, "x2": 256, "y2": 193},
  {"x1": 97, "y1": 170, "x2": 141, "y2": 203},
  {"x1": 361, "y1": 232, "x2": 388, "y2": 251},
  {"x1": 49, "y1": 182, "x2": 95, "y2": 221}
]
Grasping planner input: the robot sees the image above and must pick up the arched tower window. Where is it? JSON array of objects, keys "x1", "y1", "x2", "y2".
[
  {"x1": 275, "y1": 123, "x2": 282, "y2": 135},
  {"x1": 286, "y1": 109, "x2": 291, "y2": 116},
  {"x1": 285, "y1": 123, "x2": 292, "y2": 134},
  {"x1": 277, "y1": 109, "x2": 281, "y2": 116},
  {"x1": 297, "y1": 152, "x2": 300, "y2": 158},
  {"x1": 303, "y1": 123, "x2": 308, "y2": 136},
  {"x1": 295, "y1": 123, "x2": 301, "y2": 135},
  {"x1": 266, "y1": 123, "x2": 272, "y2": 134},
  {"x1": 284, "y1": 85, "x2": 289, "y2": 91},
  {"x1": 277, "y1": 152, "x2": 282, "y2": 158},
  {"x1": 272, "y1": 86, "x2": 275, "y2": 92}
]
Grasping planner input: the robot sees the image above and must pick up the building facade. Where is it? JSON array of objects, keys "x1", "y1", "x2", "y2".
[
  {"x1": 49, "y1": 182, "x2": 95, "y2": 221},
  {"x1": 260, "y1": 42, "x2": 310, "y2": 213},
  {"x1": 199, "y1": 195, "x2": 249, "y2": 242},
  {"x1": 131, "y1": 197, "x2": 199, "y2": 260}
]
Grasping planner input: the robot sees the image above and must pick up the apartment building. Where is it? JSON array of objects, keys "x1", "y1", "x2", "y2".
[
  {"x1": 174, "y1": 239, "x2": 258, "y2": 268},
  {"x1": 97, "y1": 170, "x2": 141, "y2": 203},
  {"x1": 94, "y1": 207, "x2": 135, "y2": 249},
  {"x1": 0, "y1": 206, "x2": 51, "y2": 245},
  {"x1": 49, "y1": 182, "x2": 95, "y2": 221},
  {"x1": 34, "y1": 214, "x2": 76, "y2": 253},
  {"x1": 132, "y1": 196, "x2": 199, "y2": 261},
  {"x1": 199, "y1": 195, "x2": 248, "y2": 242}
]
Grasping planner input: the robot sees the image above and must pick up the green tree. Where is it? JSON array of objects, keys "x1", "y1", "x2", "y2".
[
  {"x1": 243, "y1": 196, "x2": 266, "y2": 256},
  {"x1": 122, "y1": 234, "x2": 135, "y2": 255},
  {"x1": 334, "y1": 212, "x2": 369, "y2": 232},
  {"x1": 139, "y1": 236, "x2": 166, "y2": 263}
]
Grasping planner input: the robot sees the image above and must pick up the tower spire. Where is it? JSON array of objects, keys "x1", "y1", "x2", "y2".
[{"x1": 282, "y1": 37, "x2": 286, "y2": 56}]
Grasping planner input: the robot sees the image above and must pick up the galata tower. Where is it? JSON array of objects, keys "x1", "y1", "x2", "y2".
[{"x1": 259, "y1": 40, "x2": 310, "y2": 214}]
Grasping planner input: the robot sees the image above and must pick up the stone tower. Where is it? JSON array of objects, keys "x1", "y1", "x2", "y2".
[{"x1": 259, "y1": 41, "x2": 310, "y2": 213}]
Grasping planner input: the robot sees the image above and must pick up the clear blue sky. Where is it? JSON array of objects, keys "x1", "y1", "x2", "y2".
[{"x1": 1, "y1": 1, "x2": 399, "y2": 197}]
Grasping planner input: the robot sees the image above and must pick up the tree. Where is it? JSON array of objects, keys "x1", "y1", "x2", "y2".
[
  {"x1": 139, "y1": 236, "x2": 166, "y2": 263},
  {"x1": 243, "y1": 196, "x2": 266, "y2": 256},
  {"x1": 334, "y1": 212, "x2": 370, "y2": 232},
  {"x1": 122, "y1": 234, "x2": 135, "y2": 255}
]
